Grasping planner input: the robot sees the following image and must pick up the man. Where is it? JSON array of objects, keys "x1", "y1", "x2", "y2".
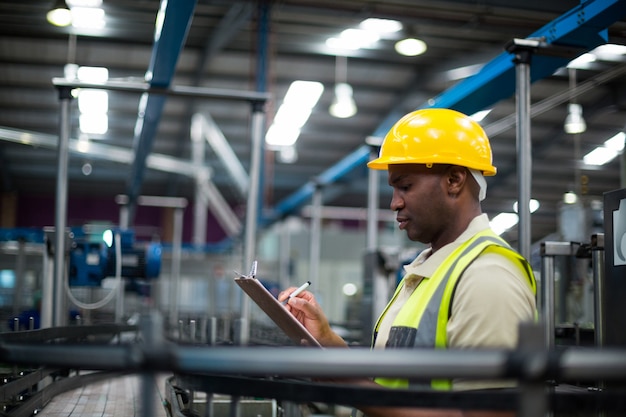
[{"x1": 279, "y1": 108, "x2": 537, "y2": 417}]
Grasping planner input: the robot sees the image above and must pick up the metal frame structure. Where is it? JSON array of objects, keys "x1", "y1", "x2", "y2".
[{"x1": 51, "y1": 79, "x2": 270, "y2": 333}]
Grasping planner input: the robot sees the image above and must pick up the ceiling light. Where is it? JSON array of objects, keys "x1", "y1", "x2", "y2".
[
  {"x1": 326, "y1": 28, "x2": 379, "y2": 51},
  {"x1": 265, "y1": 124, "x2": 300, "y2": 147},
  {"x1": 564, "y1": 103, "x2": 586, "y2": 134},
  {"x1": 78, "y1": 90, "x2": 108, "y2": 114},
  {"x1": 583, "y1": 146, "x2": 618, "y2": 166},
  {"x1": 265, "y1": 80, "x2": 323, "y2": 149},
  {"x1": 71, "y1": 7, "x2": 106, "y2": 29},
  {"x1": 359, "y1": 18, "x2": 402, "y2": 34},
  {"x1": 605, "y1": 132, "x2": 625, "y2": 152},
  {"x1": 47, "y1": 0, "x2": 72, "y2": 27},
  {"x1": 394, "y1": 38, "x2": 427, "y2": 57},
  {"x1": 283, "y1": 81, "x2": 324, "y2": 108},
  {"x1": 563, "y1": 192, "x2": 578, "y2": 205},
  {"x1": 567, "y1": 52, "x2": 597, "y2": 69},
  {"x1": 330, "y1": 83, "x2": 357, "y2": 119},
  {"x1": 79, "y1": 113, "x2": 108, "y2": 135},
  {"x1": 329, "y1": 56, "x2": 357, "y2": 118},
  {"x1": 66, "y1": 0, "x2": 102, "y2": 6},
  {"x1": 513, "y1": 199, "x2": 540, "y2": 213},
  {"x1": 77, "y1": 66, "x2": 108, "y2": 82}
]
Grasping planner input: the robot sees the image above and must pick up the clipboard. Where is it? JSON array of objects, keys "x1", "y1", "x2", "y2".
[{"x1": 234, "y1": 273, "x2": 322, "y2": 348}]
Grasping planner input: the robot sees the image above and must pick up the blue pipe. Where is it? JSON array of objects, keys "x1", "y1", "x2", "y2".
[{"x1": 125, "y1": 0, "x2": 197, "y2": 219}]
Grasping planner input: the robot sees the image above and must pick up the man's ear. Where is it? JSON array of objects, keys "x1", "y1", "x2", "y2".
[{"x1": 446, "y1": 166, "x2": 467, "y2": 196}]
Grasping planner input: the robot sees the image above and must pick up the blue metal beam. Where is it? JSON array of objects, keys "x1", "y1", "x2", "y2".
[
  {"x1": 271, "y1": 0, "x2": 626, "y2": 220},
  {"x1": 125, "y1": 0, "x2": 197, "y2": 220}
]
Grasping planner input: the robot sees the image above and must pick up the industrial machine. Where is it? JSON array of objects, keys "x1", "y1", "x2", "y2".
[{"x1": 68, "y1": 228, "x2": 162, "y2": 288}]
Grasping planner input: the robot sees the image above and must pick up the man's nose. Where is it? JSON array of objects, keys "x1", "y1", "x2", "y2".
[{"x1": 390, "y1": 192, "x2": 403, "y2": 211}]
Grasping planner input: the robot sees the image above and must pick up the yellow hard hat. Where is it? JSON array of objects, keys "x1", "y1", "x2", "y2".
[{"x1": 367, "y1": 108, "x2": 497, "y2": 176}]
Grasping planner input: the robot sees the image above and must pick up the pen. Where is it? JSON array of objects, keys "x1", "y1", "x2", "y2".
[{"x1": 281, "y1": 281, "x2": 311, "y2": 305}]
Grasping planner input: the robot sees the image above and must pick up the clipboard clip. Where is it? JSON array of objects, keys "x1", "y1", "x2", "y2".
[{"x1": 234, "y1": 260, "x2": 258, "y2": 279}]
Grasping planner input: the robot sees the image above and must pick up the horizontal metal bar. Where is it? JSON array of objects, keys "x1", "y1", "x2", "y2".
[
  {"x1": 0, "y1": 126, "x2": 209, "y2": 179},
  {"x1": 541, "y1": 241, "x2": 578, "y2": 256},
  {"x1": 1, "y1": 343, "x2": 625, "y2": 382},
  {"x1": 52, "y1": 78, "x2": 271, "y2": 103}
]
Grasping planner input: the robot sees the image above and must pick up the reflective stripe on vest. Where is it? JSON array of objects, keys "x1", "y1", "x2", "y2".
[{"x1": 374, "y1": 229, "x2": 536, "y2": 390}]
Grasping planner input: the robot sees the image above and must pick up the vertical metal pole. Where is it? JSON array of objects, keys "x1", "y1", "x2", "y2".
[
  {"x1": 278, "y1": 219, "x2": 292, "y2": 289},
  {"x1": 309, "y1": 185, "x2": 322, "y2": 283},
  {"x1": 621, "y1": 133, "x2": 626, "y2": 187},
  {"x1": 13, "y1": 239, "x2": 26, "y2": 316},
  {"x1": 366, "y1": 152, "x2": 379, "y2": 251},
  {"x1": 115, "y1": 277, "x2": 125, "y2": 323},
  {"x1": 240, "y1": 107, "x2": 264, "y2": 345},
  {"x1": 237, "y1": 0, "x2": 270, "y2": 346},
  {"x1": 592, "y1": 233, "x2": 605, "y2": 348},
  {"x1": 513, "y1": 50, "x2": 533, "y2": 261},
  {"x1": 517, "y1": 323, "x2": 548, "y2": 417},
  {"x1": 140, "y1": 312, "x2": 162, "y2": 417},
  {"x1": 169, "y1": 207, "x2": 184, "y2": 329},
  {"x1": 53, "y1": 86, "x2": 73, "y2": 327},
  {"x1": 540, "y1": 244, "x2": 555, "y2": 350},
  {"x1": 40, "y1": 233, "x2": 53, "y2": 329},
  {"x1": 191, "y1": 114, "x2": 208, "y2": 248}
]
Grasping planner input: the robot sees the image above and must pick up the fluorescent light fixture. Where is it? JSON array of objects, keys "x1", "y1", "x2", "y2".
[
  {"x1": 605, "y1": 132, "x2": 626, "y2": 152},
  {"x1": 490, "y1": 213, "x2": 519, "y2": 235},
  {"x1": 564, "y1": 103, "x2": 586, "y2": 134},
  {"x1": 584, "y1": 147, "x2": 618, "y2": 166},
  {"x1": 47, "y1": 0, "x2": 72, "y2": 27},
  {"x1": 78, "y1": 90, "x2": 108, "y2": 114},
  {"x1": 265, "y1": 124, "x2": 300, "y2": 147},
  {"x1": 77, "y1": 66, "x2": 108, "y2": 82},
  {"x1": 594, "y1": 43, "x2": 626, "y2": 57},
  {"x1": 76, "y1": 66, "x2": 109, "y2": 134},
  {"x1": 394, "y1": 38, "x2": 427, "y2": 57},
  {"x1": 470, "y1": 109, "x2": 492, "y2": 123},
  {"x1": 513, "y1": 199, "x2": 540, "y2": 213},
  {"x1": 329, "y1": 83, "x2": 357, "y2": 118},
  {"x1": 283, "y1": 81, "x2": 324, "y2": 108},
  {"x1": 274, "y1": 106, "x2": 313, "y2": 128},
  {"x1": 567, "y1": 52, "x2": 596, "y2": 69},
  {"x1": 583, "y1": 131, "x2": 625, "y2": 166},
  {"x1": 71, "y1": 6, "x2": 105, "y2": 29},
  {"x1": 79, "y1": 113, "x2": 108, "y2": 135},
  {"x1": 360, "y1": 18, "x2": 402, "y2": 34},
  {"x1": 265, "y1": 81, "x2": 323, "y2": 148},
  {"x1": 66, "y1": 0, "x2": 102, "y2": 6},
  {"x1": 326, "y1": 28, "x2": 379, "y2": 50}
]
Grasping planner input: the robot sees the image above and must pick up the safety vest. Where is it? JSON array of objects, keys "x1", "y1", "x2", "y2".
[{"x1": 373, "y1": 229, "x2": 537, "y2": 390}]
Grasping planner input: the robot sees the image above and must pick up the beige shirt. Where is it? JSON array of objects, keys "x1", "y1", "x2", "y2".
[{"x1": 373, "y1": 214, "x2": 536, "y2": 390}]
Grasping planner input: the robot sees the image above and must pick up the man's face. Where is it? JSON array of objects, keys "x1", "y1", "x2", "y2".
[{"x1": 387, "y1": 164, "x2": 451, "y2": 244}]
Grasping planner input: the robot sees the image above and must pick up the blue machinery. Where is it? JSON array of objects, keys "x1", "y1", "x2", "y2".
[{"x1": 68, "y1": 229, "x2": 161, "y2": 287}]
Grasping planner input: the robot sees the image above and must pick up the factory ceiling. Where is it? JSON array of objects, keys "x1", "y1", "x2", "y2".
[{"x1": 0, "y1": 0, "x2": 625, "y2": 247}]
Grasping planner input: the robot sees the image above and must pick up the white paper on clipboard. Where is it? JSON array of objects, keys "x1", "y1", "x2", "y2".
[{"x1": 234, "y1": 275, "x2": 322, "y2": 348}]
